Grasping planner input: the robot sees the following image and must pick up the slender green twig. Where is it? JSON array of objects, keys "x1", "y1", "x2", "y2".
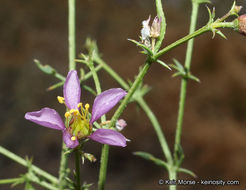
[
  {"x1": 136, "y1": 97, "x2": 172, "y2": 164},
  {"x1": 153, "y1": 21, "x2": 235, "y2": 60},
  {"x1": 0, "y1": 146, "x2": 58, "y2": 184},
  {"x1": 47, "y1": 64, "x2": 102, "y2": 91},
  {"x1": 108, "y1": 59, "x2": 152, "y2": 129},
  {"x1": 155, "y1": 0, "x2": 166, "y2": 52},
  {"x1": 68, "y1": 0, "x2": 76, "y2": 70},
  {"x1": 75, "y1": 148, "x2": 81, "y2": 190},
  {"x1": 59, "y1": 0, "x2": 76, "y2": 189},
  {"x1": 0, "y1": 176, "x2": 58, "y2": 190},
  {"x1": 86, "y1": 51, "x2": 109, "y2": 190},
  {"x1": 93, "y1": 55, "x2": 172, "y2": 164},
  {"x1": 98, "y1": 145, "x2": 109, "y2": 190},
  {"x1": 30, "y1": 177, "x2": 59, "y2": 190},
  {"x1": 58, "y1": 143, "x2": 68, "y2": 189},
  {"x1": 173, "y1": 1, "x2": 200, "y2": 164},
  {"x1": 0, "y1": 178, "x2": 20, "y2": 185}
]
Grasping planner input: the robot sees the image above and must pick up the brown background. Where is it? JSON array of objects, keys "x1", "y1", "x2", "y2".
[{"x1": 1, "y1": 0, "x2": 246, "y2": 189}]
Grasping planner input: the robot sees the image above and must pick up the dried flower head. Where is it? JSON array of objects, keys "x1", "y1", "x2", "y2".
[{"x1": 150, "y1": 16, "x2": 162, "y2": 38}]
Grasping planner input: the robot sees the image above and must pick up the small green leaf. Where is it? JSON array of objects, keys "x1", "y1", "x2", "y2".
[
  {"x1": 133, "y1": 151, "x2": 169, "y2": 170},
  {"x1": 128, "y1": 39, "x2": 153, "y2": 56},
  {"x1": 172, "y1": 72, "x2": 183, "y2": 78},
  {"x1": 34, "y1": 59, "x2": 55, "y2": 75},
  {"x1": 206, "y1": 6, "x2": 215, "y2": 23},
  {"x1": 47, "y1": 81, "x2": 64, "y2": 91},
  {"x1": 173, "y1": 58, "x2": 184, "y2": 72},
  {"x1": 157, "y1": 59, "x2": 172, "y2": 70},
  {"x1": 216, "y1": 30, "x2": 227, "y2": 39},
  {"x1": 25, "y1": 182, "x2": 35, "y2": 190},
  {"x1": 82, "y1": 85, "x2": 96, "y2": 96},
  {"x1": 178, "y1": 168, "x2": 197, "y2": 178},
  {"x1": 188, "y1": 74, "x2": 200, "y2": 83}
]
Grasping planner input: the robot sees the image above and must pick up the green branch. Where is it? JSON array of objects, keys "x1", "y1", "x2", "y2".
[{"x1": 0, "y1": 146, "x2": 58, "y2": 184}]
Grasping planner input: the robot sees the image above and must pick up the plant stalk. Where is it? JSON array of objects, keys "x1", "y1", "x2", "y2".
[
  {"x1": 75, "y1": 148, "x2": 81, "y2": 190},
  {"x1": 59, "y1": 0, "x2": 76, "y2": 189},
  {"x1": 173, "y1": 0, "x2": 199, "y2": 164},
  {"x1": 0, "y1": 146, "x2": 58, "y2": 184}
]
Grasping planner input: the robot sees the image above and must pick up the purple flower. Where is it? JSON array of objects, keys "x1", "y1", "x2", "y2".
[{"x1": 25, "y1": 70, "x2": 127, "y2": 148}]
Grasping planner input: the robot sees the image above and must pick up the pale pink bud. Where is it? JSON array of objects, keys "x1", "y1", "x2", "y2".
[
  {"x1": 150, "y1": 16, "x2": 161, "y2": 38},
  {"x1": 116, "y1": 119, "x2": 127, "y2": 131}
]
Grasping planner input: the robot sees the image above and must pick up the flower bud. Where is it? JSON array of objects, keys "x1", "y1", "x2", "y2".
[
  {"x1": 238, "y1": 14, "x2": 246, "y2": 36},
  {"x1": 116, "y1": 119, "x2": 127, "y2": 131},
  {"x1": 234, "y1": 6, "x2": 242, "y2": 14},
  {"x1": 150, "y1": 16, "x2": 161, "y2": 38}
]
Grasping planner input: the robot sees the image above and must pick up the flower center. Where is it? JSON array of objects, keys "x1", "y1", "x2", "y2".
[{"x1": 57, "y1": 96, "x2": 92, "y2": 141}]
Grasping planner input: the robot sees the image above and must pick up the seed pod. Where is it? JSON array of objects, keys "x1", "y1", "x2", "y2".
[{"x1": 238, "y1": 14, "x2": 246, "y2": 35}]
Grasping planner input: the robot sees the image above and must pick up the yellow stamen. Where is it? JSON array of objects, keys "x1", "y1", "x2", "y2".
[
  {"x1": 65, "y1": 112, "x2": 71, "y2": 118},
  {"x1": 57, "y1": 96, "x2": 65, "y2": 104},
  {"x1": 85, "y1": 103, "x2": 90, "y2": 110},
  {"x1": 70, "y1": 109, "x2": 79, "y2": 116},
  {"x1": 77, "y1": 103, "x2": 82, "y2": 108},
  {"x1": 71, "y1": 136, "x2": 77, "y2": 141}
]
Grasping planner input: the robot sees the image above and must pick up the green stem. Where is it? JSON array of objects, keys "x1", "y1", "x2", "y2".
[
  {"x1": 94, "y1": 55, "x2": 172, "y2": 164},
  {"x1": 154, "y1": 25, "x2": 209, "y2": 60},
  {"x1": 0, "y1": 178, "x2": 20, "y2": 184},
  {"x1": 47, "y1": 64, "x2": 102, "y2": 91},
  {"x1": 68, "y1": 0, "x2": 76, "y2": 71},
  {"x1": 0, "y1": 146, "x2": 58, "y2": 184},
  {"x1": 108, "y1": 59, "x2": 152, "y2": 129},
  {"x1": 94, "y1": 56, "x2": 152, "y2": 190},
  {"x1": 155, "y1": 0, "x2": 166, "y2": 52},
  {"x1": 0, "y1": 176, "x2": 58, "y2": 190},
  {"x1": 75, "y1": 148, "x2": 81, "y2": 190},
  {"x1": 93, "y1": 56, "x2": 129, "y2": 90},
  {"x1": 59, "y1": 0, "x2": 76, "y2": 188},
  {"x1": 98, "y1": 145, "x2": 109, "y2": 190},
  {"x1": 153, "y1": 21, "x2": 236, "y2": 60},
  {"x1": 58, "y1": 143, "x2": 68, "y2": 189},
  {"x1": 137, "y1": 97, "x2": 172, "y2": 164},
  {"x1": 30, "y1": 178, "x2": 58, "y2": 190},
  {"x1": 87, "y1": 61, "x2": 109, "y2": 190},
  {"x1": 168, "y1": 167, "x2": 177, "y2": 190},
  {"x1": 173, "y1": 1, "x2": 199, "y2": 164},
  {"x1": 87, "y1": 53, "x2": 110, "y2": 190}
]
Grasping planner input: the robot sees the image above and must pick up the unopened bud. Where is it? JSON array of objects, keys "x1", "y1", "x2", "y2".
[
  {"x1": 234, "y1": 6, "x2": 242, "y2": 14},
  {"x1": 116, "y1": 119, "x2": 127, "y2": 131},
  {"x1": 238, "y1": 14, "x2": 246, "y2": 36},
  {"x1": 150, "y1": 16, "x2": 161, "y2": 38}
]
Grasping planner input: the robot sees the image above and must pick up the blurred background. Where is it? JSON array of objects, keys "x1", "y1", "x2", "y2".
[{"x1": 1, "y1": 0, "x2": 246, "y2": 189}]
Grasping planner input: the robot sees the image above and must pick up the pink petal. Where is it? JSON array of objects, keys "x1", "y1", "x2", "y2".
[
  {"x1": 63, "y1": 70, "x2": 81, "y2": 109},
  {"x1": 25, "y1": 108, "x2": 65, "y2": 130},
  {"x1": 63, "y1": 130, "x2": 79, "y2": 148},
  {"x1": 89, "y1": 129, "x2": 127, "y2": 147},
  {"x1": 90, "y1": 88, "x2": 127, "y2": 124}
]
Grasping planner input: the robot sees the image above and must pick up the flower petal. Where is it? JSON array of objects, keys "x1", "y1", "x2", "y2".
[
  {"x1": 89, "y1": 129, "x2": 127, "y2": 147},
  {"x1": 63, "y1": 70, "x2": 81, "y2": 109},
  {"x1": 63, "y1": 130, "x2": 79, "y2": 148},
  {"x1": 25, "y1": 108, "x2": 65, "y2": 130},
  {"x1": 90, "y1": 88, "x2": 127, "y2": 124}
]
